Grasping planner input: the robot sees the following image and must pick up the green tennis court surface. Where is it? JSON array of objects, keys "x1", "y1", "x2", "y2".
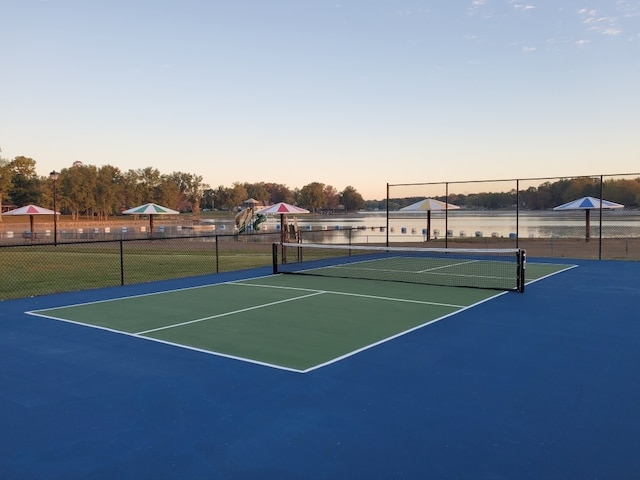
[{"x1": 28, "y1": 262, "x2": 573, "y2": 373}]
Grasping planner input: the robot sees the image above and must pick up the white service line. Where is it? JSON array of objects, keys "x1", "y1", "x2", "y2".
[{"x1": 135, "y1": 291, "x2": 325, "y2": 335}]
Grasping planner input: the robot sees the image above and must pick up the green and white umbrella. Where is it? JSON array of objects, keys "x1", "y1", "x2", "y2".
[{"x1": 122, "y1": 203, "x2": 179, "y2": 236}]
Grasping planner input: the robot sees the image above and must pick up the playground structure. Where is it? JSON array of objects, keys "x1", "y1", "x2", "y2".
[
  {"x1": 235, "y1": 201, "x2": 306, "y2": 243},
  {"x1": 234, "y1": 207, "x2": 267, "y2": 234}
]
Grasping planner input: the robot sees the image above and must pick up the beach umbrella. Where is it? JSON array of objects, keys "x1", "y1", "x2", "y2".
[
  {"x1": 553, "y1": 196, "x2": 623, "y2": 242},
  {"x1": 3, "y1": 204, "x2": 58, "y2": 237},
  {"x1": 256, "y1": 202, "x2": 310, "y2": 243},
  {"x1": 399, "y1": 198, "x2": 460, "y2": 241},
  {"x1": 122, "y1": 203, "x2": 179, "y2": 237}
]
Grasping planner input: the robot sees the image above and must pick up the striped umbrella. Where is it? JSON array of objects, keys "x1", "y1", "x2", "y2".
[
  {"x1": 553, "y1": 196, "x2": 624, "y2": 242},
  {"x1": 122, "y1": 203, "x2": 179, "y2": 237},
  {"x1": 256, "y1": 202, "x2": 310, "y2": 243},
  {"x1": 3, "y1": 204, "x2": 59, "y2": 236}
]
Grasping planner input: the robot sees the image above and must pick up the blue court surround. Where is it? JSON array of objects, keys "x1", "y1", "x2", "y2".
[{"x1": 1, "y1": 260, "x2": 639, "y2": 479}]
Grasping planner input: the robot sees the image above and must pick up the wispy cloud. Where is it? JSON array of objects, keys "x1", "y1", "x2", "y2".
[
  {"x1": 468, "y1": 0, "x2": 489, "y2": 16},
  {"x1": 513, "y1": 4, "x2": 536, "y2": 12},
  {"x1": 578, "y1": 8, "x2": 623, "y2": 36}
]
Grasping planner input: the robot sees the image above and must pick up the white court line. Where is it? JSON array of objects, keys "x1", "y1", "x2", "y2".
[
  {"x1": 26, "y1": 274, "x2": 277, "y2": 313},
  {"x1": 230, "y1": 281, "x2": 466, "y2": 309},
  {"x1": 135, "y1": 291, "x2": 325, "y2": 335},
  {"x1": 416, "y1": 259, "x2": 479, "y2": 273}
]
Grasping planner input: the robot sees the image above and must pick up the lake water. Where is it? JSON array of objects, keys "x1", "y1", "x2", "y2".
[
  {"x1": 4, "y1": 209, "x2": 637, "y2": 243},
  {"x1": 249, "y1": 210, "x2": 640, "y2": 242}
]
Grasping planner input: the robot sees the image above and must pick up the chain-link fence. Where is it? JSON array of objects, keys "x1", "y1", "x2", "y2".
[
  {"x1": 387, "y1": 173, "x2": 640, "y2": 260},
  {"x1": 0, "y1": 228, "x2": 374, "y2": 300}
]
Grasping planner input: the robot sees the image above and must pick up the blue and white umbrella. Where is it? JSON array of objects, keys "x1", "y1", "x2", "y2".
[{"x1": 553, "y1": 196, "x2": 624, "y2": 241}]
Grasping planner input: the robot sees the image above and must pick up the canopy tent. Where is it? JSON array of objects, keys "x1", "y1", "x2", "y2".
[
  {"x1": 3, "y1": 204, "x2": 59, "y2": 238},
  {"x1": 122, "y1": 203, "x2": 179, "y2": 237},
  {"x1": 256, "y1": 202, "x2": 310, "y2": 244},
  {"x1": 399, "y1": 198, "x2": 460, "y2": 241},
  {"x1": 553, "y1": 196, "x2": 624, "y2": 242}
]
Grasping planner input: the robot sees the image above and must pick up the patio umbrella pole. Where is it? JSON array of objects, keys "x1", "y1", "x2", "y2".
[{"x1": 585, "y1": 209, "x2": 590, "y2": 243}]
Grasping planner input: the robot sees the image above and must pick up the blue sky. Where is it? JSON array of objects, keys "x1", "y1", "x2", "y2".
[{"x1": 2, "y1": 0, "x2": 638, "y2": 199}]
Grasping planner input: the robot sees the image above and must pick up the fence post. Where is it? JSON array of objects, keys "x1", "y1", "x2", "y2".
[
  {"x1": 516, "y1": 179, "x2": 520, "y2": 248},
  {"x1": 120, "y1": 239, "x2": 125, "y2": 286},
  {"x1": 215, "y1": 235, "x2": 219, "y2": 274},
  {"x1": 599, "y1": 175, "x2": 603, "y2": 260}
]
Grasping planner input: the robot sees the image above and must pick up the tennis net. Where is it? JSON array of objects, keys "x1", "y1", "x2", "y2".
[{"x1": 273, "y1": 243, "x2": 526, "y2": 292}]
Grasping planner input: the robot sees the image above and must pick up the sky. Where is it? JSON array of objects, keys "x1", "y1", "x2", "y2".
[{"x1": 1, "y1": 1, "x2": 639, "y2": 200}]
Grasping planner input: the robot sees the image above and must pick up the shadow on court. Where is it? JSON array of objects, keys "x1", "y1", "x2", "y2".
[{"x1": 1, "y1": 260, "x2": 639, "y2": 479}]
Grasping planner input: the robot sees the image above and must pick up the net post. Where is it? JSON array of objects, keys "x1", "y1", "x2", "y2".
[
  {"x1": 272, "y1": 243, "x2": 279, "y2": 274},
  {"x1": 517, "y1": 249, "x2": 526, "y2": 293}
]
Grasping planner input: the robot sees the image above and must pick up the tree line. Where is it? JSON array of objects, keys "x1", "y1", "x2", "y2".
[
  {"x1": 365, "y1": 176, "x2": 640, "y2": 211},
  {"x1": 0, "y1": 155, "x2": 366, "y2": 221},
  {"x1": 2, "y1": 154, "x2": 637, "y2": 220}
]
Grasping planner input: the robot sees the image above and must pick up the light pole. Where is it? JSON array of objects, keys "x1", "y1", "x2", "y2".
[{"x1": 49, "y1": 170, "x2": 59, "y2": 245}]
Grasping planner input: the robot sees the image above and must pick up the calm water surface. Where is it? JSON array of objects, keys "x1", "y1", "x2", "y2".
[{"x1": 257, "y1": 210, "x2": 640, "y2": 242}]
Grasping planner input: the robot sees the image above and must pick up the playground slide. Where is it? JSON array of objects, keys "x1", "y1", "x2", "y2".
[
  {"x1": 235, "y1": 208, "x2": 252, "y2": 233},
  {"x1": 253, "y1": 213, "x2": 266, "y2": 230}
]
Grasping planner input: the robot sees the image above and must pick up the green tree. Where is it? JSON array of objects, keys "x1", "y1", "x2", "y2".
[
  {"x1": 170, "y1": 171, "x2": 204, "y2": 213},
  {"x1": 95, "y1": 165, "x2": 123, "y2": 219},
  {"x1": 0, "y1": 156, "x2": 14, "y2": 222},
  {"x1": 264, "y1": 182, "x2": 293, "y2": 204},
  {"x1": 9, "y1": 156, "x2": 41, "y2": 206},
  {"x1": 213, "y1": 185, "x2": 231, "y2": 210},
  {"x1": 119, "y1": 170, "x2": 143, "y2": 210},
  {"x1": 323, "y1": 185, "x2": 339, "y2": 211},
  {"x1": 244, "y1": 182, "x2": 270, "y2": 204},
  {"x1": 340, "y1": 185, "x2": 365, "y2": 212},
  {"x1": 201, "y1": 187, "x2": 215, "y2": 211},
  {"x1": 135, "y1": 167, "x2": 163, "y2": 203},
  {"x1": 227, "y1": 182, "x2": 248, "y2": 210},
  {"x1": 60, "y1": 163, "x2": 98, "y2": 219},
  {"x1": 299, "y1": 182, "x2": 325, "y2": 212},
  {"x1": 156, "y1": 176, "x2": 182, "y2": 211}
]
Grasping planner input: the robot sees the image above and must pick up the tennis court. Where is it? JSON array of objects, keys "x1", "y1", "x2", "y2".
[
  {"x1": 2, "y1": 253, "x2": 640, "y2": 479},
  {"x1": 27, "y1": 249, "x2": 568, "y2": 373}
]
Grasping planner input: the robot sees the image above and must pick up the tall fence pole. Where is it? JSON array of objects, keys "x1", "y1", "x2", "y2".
[
  {"x1": 516, "y1": 179, "x2": 520, "y2": 248},
  {"x1": 119, "y1": 239, "x2": 125, "y2": 286},
  {"x1": 599, "y1": 175, "x2": 603, "y2": 260},
  {"x1": 386, "y1": 183, "x2": 390, "y2": 247}
]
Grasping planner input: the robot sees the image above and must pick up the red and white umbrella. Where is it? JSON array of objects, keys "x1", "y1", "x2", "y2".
[
  {"x1": 3, "y1": 204, "x2": 59, "y2": 234},
  {"x1": 256, "y1": 202, "x2": 310, "y2": 243},
  {"x1": 256, "y1": 202, "x2": 309, "y2": 215},
  {"x1": 122, "y1": 203, "x2": 179, "y2": 236}
]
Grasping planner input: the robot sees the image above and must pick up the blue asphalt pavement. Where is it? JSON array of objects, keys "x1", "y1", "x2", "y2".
[{"x1": 1, "y1": 260, "x2": 639, "y2": 479}]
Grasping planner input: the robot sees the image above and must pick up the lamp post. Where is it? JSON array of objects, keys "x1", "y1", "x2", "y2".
[{"x1": 49, "y1": 170, "x2": 59, "y2": 245}]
